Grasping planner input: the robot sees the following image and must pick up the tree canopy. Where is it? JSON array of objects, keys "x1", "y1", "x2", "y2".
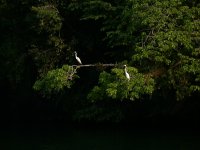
[{"x1": 1, "y1": 0, "x2": 200, "y2": 122}]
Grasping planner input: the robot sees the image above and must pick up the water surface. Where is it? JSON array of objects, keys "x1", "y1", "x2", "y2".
[{"x1": 2, "y1": 124, "x2": 200, "y2": 150}]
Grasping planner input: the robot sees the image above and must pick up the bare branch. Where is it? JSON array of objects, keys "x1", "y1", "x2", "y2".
[
  {"x1": 71, "y1": 64, "x2": 116, "y2": 68},
  {"x1": 66, "y1": 63, "x2": 117, "y2": 80}
]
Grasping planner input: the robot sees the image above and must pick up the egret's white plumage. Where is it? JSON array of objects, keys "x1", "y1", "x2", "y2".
[
  {"x1": 124, "y1": 65, "x2": 130, "y2": 80},
  {"x1": 74, "y1": 51, "x2": 82, "y2": 65}
]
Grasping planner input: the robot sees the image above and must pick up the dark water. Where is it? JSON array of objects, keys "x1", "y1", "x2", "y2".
[{"x1": 1, "y1": 124, "x2": 200, "y2": 150}]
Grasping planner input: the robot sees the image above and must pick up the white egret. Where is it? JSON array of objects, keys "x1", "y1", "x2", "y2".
[
  {"x1": 74, "y1": 51, "x2": 82, "y2": 65},
  {"x1": 124, "y1": 65, "x2": 130, "y2": 80}
]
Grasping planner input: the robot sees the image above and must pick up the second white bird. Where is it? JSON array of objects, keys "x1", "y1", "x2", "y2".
[{"x1": 124, "y1": 65, "x2": 130, "y2": 80}]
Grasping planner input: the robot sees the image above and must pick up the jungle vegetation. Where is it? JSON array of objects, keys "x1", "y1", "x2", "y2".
[{"x1": 1, "y1": 0, "x2": 200, "y2": 124}]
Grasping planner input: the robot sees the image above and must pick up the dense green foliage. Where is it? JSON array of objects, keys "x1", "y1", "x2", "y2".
[
  {"x1": 33, "y1": 65, "x2": 78, "y2": 96},
  {"x1": 0, "y1": 0, "x2": 200, "y2": 122},
  {"x1": 75, "y1": 0, "x2": 200, "y2": 100},
  {"x1": 29, "y1": 4, "x2": 65, "y2": 76},
  {"x1": 88, "y1": 67, "x2": 155, "y2": 101}
]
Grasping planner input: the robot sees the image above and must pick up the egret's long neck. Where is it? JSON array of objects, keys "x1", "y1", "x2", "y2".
[
  {"x1": 124, "y1": 67, "x2": 127, "y2": 73},
  {"x1": 75, "y1": 53, "x2": 77, "y2": 58}
]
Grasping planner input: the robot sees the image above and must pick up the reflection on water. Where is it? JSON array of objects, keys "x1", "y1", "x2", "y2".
[{"x1": 1, "y1": 124, "x2": 200, "y2": 150}]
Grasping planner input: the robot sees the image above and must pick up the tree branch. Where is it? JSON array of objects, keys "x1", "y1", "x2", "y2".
[
  {"x1": 72, "y1": 64, "x2": 116, "y2": 68},
  {"x1": 66, "y1": 64, "x2": 117, "y2": 80}
]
